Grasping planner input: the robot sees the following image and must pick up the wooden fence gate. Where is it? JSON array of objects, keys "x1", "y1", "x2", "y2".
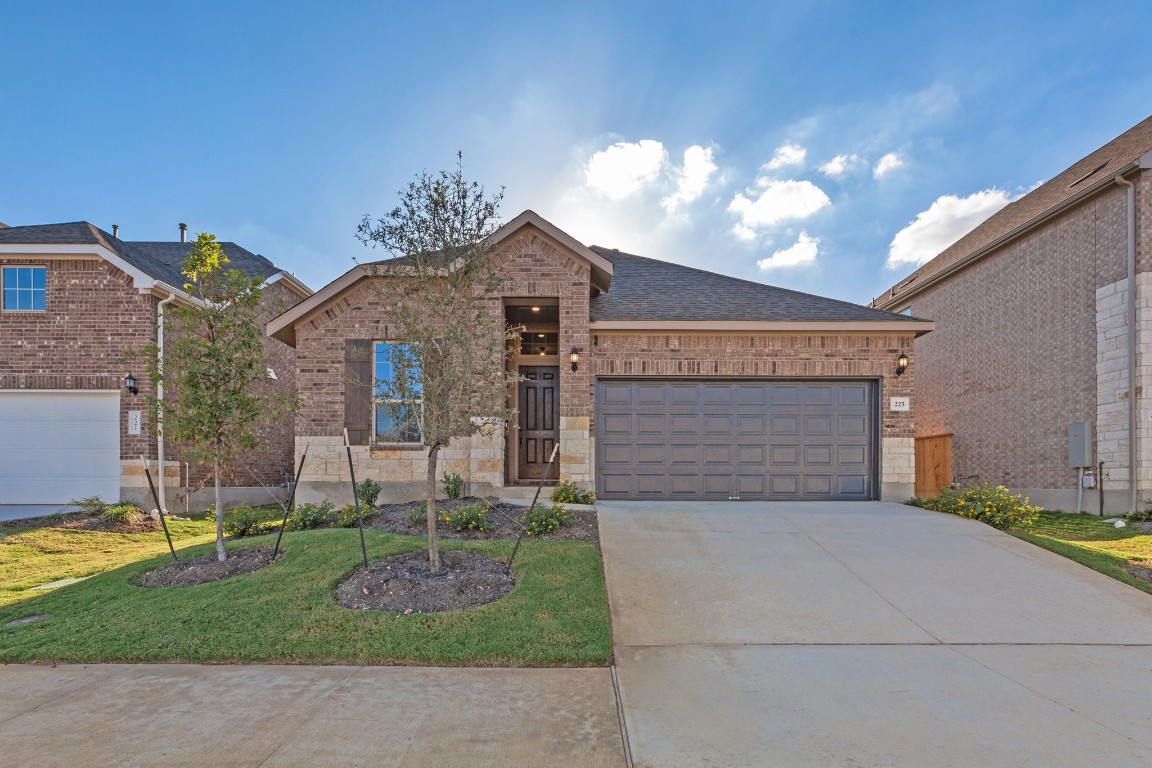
[{"x1": 914, "y1": 434, "x2": 952, "y2": 498}]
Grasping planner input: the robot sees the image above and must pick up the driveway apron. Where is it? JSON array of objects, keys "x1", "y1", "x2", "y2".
[{"x1": 599, "y1": 500, "x2": 1152, "y2": 767}]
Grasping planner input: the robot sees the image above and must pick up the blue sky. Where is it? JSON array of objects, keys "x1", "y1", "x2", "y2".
[{"x1": 2, "y1": 1, "x2": 1150, "y2": 304}]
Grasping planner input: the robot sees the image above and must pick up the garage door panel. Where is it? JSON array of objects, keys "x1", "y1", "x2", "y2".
[
  {"x1": 0, "y1": 391, "x2": 120, "y2": 504},
  {"x1": 596, "y1": 380, "x2": 875, "y2": 501},
  {"x1": 600, "y1": 383, "x2": 634, "y2": 406}
]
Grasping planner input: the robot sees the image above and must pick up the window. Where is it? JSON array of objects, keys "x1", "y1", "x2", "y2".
[
  {"x1": 2, "y1": 266, "x2": 46, "y2": 311},
  {"x1": 374, "y1": 342, "x2": 422, "y2": 443}
]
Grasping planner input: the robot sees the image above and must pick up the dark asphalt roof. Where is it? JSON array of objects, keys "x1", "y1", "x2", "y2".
[
  {"x1": 0, "y1": 222, "x2": 281, "y2": 286},
  {"x1": 589, "y1": 247, "x2": 919, "y2": 323}
]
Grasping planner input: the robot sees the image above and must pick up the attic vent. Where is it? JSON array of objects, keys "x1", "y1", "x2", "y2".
[{"x1": 1068, "y1": 160, "x2": 1109, "y2": 188}]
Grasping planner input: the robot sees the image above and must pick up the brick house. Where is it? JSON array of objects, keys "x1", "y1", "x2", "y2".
[
  {"x1": 270, "y1": 210, "x2": 931, "y2": 503},
  {"x1": 872, "y1": 115, "x2": 1152, "y2": 514},
  {"x1": 0, "y1": 221, "x2": 311, "y2": 511}
]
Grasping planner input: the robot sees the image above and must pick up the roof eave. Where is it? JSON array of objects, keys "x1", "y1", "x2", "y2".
[
  {"x1": 490, "y1": 210, "x2": 614, "y2": 291},
  {"x1": 589, "y1": 319, "x2": 935, "y2": 336},
  {"x1": 874, "y1": 160, "x2": 1144, "y2": 310}
]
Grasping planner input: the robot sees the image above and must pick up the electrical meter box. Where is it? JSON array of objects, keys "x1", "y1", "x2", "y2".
[{"x1": 1068, "y1": 421, "x2": 1093, "y2": 468}]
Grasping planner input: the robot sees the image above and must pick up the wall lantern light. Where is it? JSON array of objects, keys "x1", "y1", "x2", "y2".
[
  {"x1": 895, "y1": 352, "x2": 909, "y2": 377},
  {"x1": 569, "y1": 347, "x2": 581, "y2": 373},
  {"x1": 124, "y1": 373, "x2": 139, "y2": 395}
]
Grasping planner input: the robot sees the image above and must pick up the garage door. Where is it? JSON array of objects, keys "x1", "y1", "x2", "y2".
[
  {"x1": 0, "y1": 391, "x2": 121, "y2": 504},
  {"x1": 596, "y1": 379, "x2": 876, "y2": 501}
]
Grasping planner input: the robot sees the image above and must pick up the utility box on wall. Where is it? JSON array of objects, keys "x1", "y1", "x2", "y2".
[{"x1": 1068, "y1": 421, "x2": 1093, "y2": 468}]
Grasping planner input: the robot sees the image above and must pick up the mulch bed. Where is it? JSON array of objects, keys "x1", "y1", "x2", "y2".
[
  {"x1": 332, "y1": 550, "x2": 515, "y2": 614},
  {"x1": 1123, "y1": 564, "x2": 1152, "y2": 584},
  {"x1": 368, "y1": 497, "x2": 598, "y2": 542},
  {"x1": 134, "y1": 547, "x2": 276, "y2": 587}
]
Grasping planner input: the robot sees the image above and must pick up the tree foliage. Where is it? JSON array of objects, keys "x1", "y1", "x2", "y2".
[
  {"x1": 357, "y1": 154, "x2": 517, "y2": 571},
  {"x1": 139, "y1": 233, "x2": 291, "y2": 561}
]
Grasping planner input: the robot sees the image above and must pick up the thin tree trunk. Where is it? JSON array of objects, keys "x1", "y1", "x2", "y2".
[
  {"x1": 214, "y1": 445, "x2": 226, "y2": 562},
  {"x1": 426, "y1": 444, "x2": 440, "y2": 572}
]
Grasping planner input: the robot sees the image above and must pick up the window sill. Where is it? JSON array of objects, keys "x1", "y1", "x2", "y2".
[{"x1": 370, "y1": 444, "x2": 426, "y2": 455}]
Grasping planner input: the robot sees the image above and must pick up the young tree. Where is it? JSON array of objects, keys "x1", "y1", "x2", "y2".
[
  {"x1": 358, "y1": 154, "x2": 517, "y2": 572},
  {"x1": 141, "y1": 233, "x2": 291, "y2": 561}
]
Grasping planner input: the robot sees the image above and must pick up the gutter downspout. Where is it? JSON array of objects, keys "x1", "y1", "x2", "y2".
[
  {"x1": 156, "y1": 291, "x2": 176, "y2": 514},
  {"x1": 1116, "y1": 174, "x2": 1138, "y2": 514}
]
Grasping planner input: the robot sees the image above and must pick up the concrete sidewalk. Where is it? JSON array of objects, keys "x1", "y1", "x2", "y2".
[
  {"x1": 600, "y1": 500, "x2": 1152, "y2": 767},
  {"x1": 0, "y1": 664, "x2": 627, "y2": 767}
]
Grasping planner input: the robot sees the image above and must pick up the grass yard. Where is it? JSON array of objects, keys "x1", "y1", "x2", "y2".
[
  {"x1": 1009, "y1": 511, "x2": 1152, "y2": 596},
  {"x1": 0, "y1": 527, "x2": 612, "y2": 667}
]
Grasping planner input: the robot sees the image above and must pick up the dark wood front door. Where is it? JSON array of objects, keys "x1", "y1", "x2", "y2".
[{"x1": 518, "y1": 366, "x2": 559, "y2": 480}]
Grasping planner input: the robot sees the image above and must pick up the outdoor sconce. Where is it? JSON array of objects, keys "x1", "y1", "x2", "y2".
[
  {"x1": 896, "y1": 352, "x2": 909, "y2": 377},
  {"x1": 124, "y1": 373, "x2": 139, "y2": 395},
  {"x1": 569, "y1": 347, "x2": 581, "y2": 373}
]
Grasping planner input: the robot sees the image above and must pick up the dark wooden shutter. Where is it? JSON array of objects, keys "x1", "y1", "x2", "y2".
[{"x1": 345, "y1": 339, "x2": 373, "y2": 445}]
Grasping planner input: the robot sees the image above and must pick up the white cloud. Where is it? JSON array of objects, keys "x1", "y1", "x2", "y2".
[
  {"x1": 873, "y1": 152, "x2": 905, "y2": 179},
  {"x1": 765, "y1": 143, "x2": 807, "y2": 170},
  {"x1": 727, "y1": 178, "x2": 831, "y2": 240},
  {"x1": 661, "y1": 145, "x2": 718, "y2": 213},
  {"x1": 757, "y1": 231, "x2": 820, "y2": 270},
  {"x1": 585, "y1": 139, "x2": 668, "y2": 200},
  {"x1": 886, "y1": 189, "x2": 1018, "y2": 269},
  {"x1": 820, "y1": 153, "x2": 863, "y2": 178}
]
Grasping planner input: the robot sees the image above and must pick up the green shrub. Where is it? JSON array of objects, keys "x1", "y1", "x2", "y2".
[
  {"x1": 69, "y1": 496, "x2": 109, "y2": 516},
  {"x1": 521, "y1": 503, "x2": 575, "y2": 537},
  {"x1": 908, "y1": 483, "x2": 1040, "y2": 528},
  {"x1": 356, "y1": 479, "x2": 382, "y2": 508},
  {"x1": 337, "y1": 503, "x2": 365, "y2": 528},
  {"x1": 225, "y1": 506, "x2": 271, "y2": 538},
  {"x1": 437, "y1": 502, "x2": 492, "y2": 532},
  {"x1": 551, "y1": 479, "x2": 595, "y2": 505},
  {"x1": 285, "y1": 501, "x2": 336, "y2": 531},
  {"x1": 101, "y1": 503, "x2": 145, "y2": 525},
  {"x1": 406, "y1": 502, "x2": 427, "y2": 526},
  {"x1": 442, "y1": 472, "x2": 465, "y2": 500}
]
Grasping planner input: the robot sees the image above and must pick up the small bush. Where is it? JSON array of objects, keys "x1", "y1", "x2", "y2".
[
  {"x1": 69, "y1": 496, "x2": 108, "y2": 516},
  {"x1": 442, "y1": 472, "x2": 465, "y2": 500},
  {"x1": 101, "y1": 503, "x2": 145, "y2": 525},
  {"x1": 337, "y1": 503, "x2": 365, "y2": 528},
  {"x1": 438, "y1": 502, "x2": 492, "y2": 532},
  {"x1": 406, "y1": 501, "x2": 427, "y2": 527},
  {"x1": 908, "y1": 483, "x2": 1040, "y2": 528},
  {"x1": 225, "y1": 506, "x2": 271, "y2": 539},
  {"x1": 356, "y1": 479, "x2": 382, "y2": 508},
  {"x1": 286, "y1": 501, "x2": 336, "y2": 531},
  {"x1": 551, "y1": 480, "x2": 595, "y2": 505},
  {"x1": 521, "y1": 503, "x2": 575, "y2": 537}
]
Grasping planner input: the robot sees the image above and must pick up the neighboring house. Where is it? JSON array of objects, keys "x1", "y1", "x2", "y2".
[
  {"x1": 872, "y1": 115, "x2": 1152, "y2": 514},
  {"x1": 0, "y1": 221, "x2": 312, "y2": 510},
  {"x1": 270, "y1": 210, "x2": 931, "y2": 503}
]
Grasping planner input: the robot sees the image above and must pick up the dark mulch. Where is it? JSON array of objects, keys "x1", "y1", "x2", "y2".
[
  {"x1": 1123, "y1": 564, "x2": 1152, "y2": 584},
  {"x1": 367, "y1": 497, "x2": 598, "y2": 542},
  {"x1": 134, "y1": 547, "x2": 276, "y2": 588},
  {"x1": 2, "y1": 512, "x2": 160, "y2": 535},
  {"x1": 332, "y1": 550, "x2": 515, "y2": 613}
]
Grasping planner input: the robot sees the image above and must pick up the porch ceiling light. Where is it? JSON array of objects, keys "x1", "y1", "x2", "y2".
[
  {"x1": 896, "y1": 351, "x2": 909, "y2": 377},
  {"x1": 124, "y1": 373, "x2": 139, "y2": 395},
  {"x1": 569, "y1": 347, "x2": 581, "y2": 373},
  {"x1": 531, "y1": 306, "x2": 541, "y2": 312}
]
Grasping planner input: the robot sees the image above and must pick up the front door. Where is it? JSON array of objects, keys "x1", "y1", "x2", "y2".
[{"x1": 518, "y1": 366, "x2": 559, "y2": 481}]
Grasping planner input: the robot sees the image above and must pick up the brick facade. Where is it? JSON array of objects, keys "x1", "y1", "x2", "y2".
[
  {"x1": 0, "y1": 252, "x2": 302, "y2": 508},
  {"x1": 893, "y1": 179, "x2": 1145, "y2": 511},
  {"x1": 290, "y1": 222, "x2": 919, "y2": 502}
]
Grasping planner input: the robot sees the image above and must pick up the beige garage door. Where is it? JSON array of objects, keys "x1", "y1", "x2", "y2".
[{"x1": 595, "y1": 379, "x2": 876, "y2": 501}]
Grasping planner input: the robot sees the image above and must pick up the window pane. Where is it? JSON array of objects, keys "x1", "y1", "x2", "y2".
[
  {"x1": 31, "y1": 289, "x2": 45, "y2": 311},
  {"x1": 32, "y1": 268, "x2": 45, "y2": 289},
  {"x1": 17, "y1": 268, "x2": 32, "y2": 289},
  {"x1": 3, "y1": 289, "x2": 16, "y2": 310},
  {"x1": 375, "y1": 403, "x2": 421, "y2": 443}
]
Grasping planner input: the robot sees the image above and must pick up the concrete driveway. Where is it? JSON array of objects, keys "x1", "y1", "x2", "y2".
[{"x1": 599, "y1": 500, "x2": 1152, "y2": 767}]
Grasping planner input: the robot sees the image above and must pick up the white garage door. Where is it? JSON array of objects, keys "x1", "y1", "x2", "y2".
[{"x1": 0, "y1": 390, "x2": 121, "y2": 504}]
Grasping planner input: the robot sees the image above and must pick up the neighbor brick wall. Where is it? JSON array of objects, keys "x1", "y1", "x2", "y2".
[
  {"x1": 902, "y1": 184, "x2": 1128, "y2": 492},
  {"x1": 0, "y1": 256, "x2": 157, "y2": 461}
]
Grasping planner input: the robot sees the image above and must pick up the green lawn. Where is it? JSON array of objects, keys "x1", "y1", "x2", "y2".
[
  {"x1": 1009, "y1": 511, "x2": 1152, "y2": 596},
  {"x1": 0, "y1": 526, "x2": 611, "y2": 666}
]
